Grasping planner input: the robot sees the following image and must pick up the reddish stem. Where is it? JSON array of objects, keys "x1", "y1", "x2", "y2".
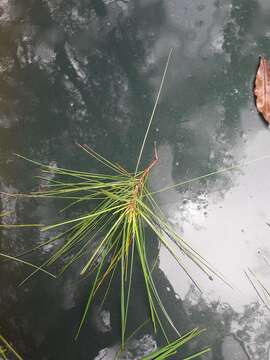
[{"x1": 140, "y1": 142, "x2": 158, "y2": 181}]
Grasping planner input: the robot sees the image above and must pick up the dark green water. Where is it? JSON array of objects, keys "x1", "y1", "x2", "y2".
[{"x1": 1, "y1": 0, "x2": 270, "y2": 359}]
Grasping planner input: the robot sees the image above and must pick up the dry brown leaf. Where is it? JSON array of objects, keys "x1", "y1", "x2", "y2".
[{"x1": 254, "y1": 56, "x2": 270, "y2": 124}]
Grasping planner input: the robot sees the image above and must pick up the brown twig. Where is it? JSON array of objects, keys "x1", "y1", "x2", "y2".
[{"x1": 127, "y1": 144, "x2": 158, "y2": 216}]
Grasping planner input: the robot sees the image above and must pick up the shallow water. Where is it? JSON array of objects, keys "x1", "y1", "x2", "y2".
[{"x1": 1, "y1": 0, "x2": 270, "y2": 359}]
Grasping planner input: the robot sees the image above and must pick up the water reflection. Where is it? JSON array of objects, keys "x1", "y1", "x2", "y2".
[{"x1": 1, "y1": 0, "x2": 270, "y2": 358}]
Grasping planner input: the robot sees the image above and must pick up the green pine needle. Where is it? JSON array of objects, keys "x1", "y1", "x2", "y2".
[
  {"x1": 5, "y1": 144, "x2": 222, "y2": 348},
  {"x1": 141, "y1": 328, "x2": 210, "y2": 360},
  {"x1": 0, "y1": 335, "x2": 23, "y2": 360}
]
